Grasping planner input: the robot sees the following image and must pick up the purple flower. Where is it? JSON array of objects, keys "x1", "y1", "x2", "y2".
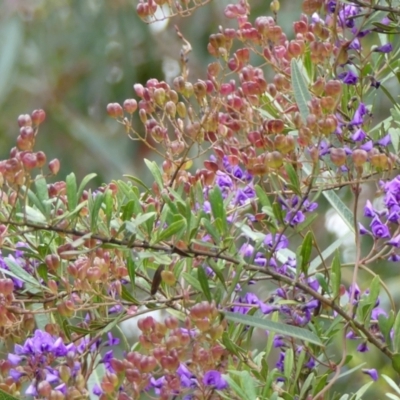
[
  {"x1": 339, "y1": 5, "x2": 359, "y2": 28},
  {"x1": 285, "y1": 210, "x2": 305, "y2": 226},
  {"x1": 370, "y1": 217, "x2": 390, "y2": 238},
  {"x1": 105, "y1": 332, "x2": 120, "y2": 347},
  {"x1": 338, "y1": 70, "x2": 358, "y2": 85},
  {"x1": 357, "y1": 342, "x2": 369, "y2": 352},
  {"x1": 351, "y1": 129, "x2": 366, "y2": 142},
  {"x1": 374, "y1": 43, "x2": 393, "y2": 53},
  {"x1": 203, "y1": 370, "x2": 228, "y2": 390},
  {"x1": 351, "y1": 103, "x2": 368, "y2": 126},
  {"x1": 215, "y1": 172, "x2": 233, "y2": 189},
  {"x1": 264, "y1": 234, "x2": 289, "y2": 250},
  {"x1": 239, "y1": 243, "x2": 254, "y2": 257},
  {"x1": 377, "y1": 134, "x2": 391, "y2": 147},
  {"x1": 93, "y1": 384, "x2": 102, "y2": 396},
  {"x1": 388, "y1": 235, "x2": 400, "y2": 247},
  {"x1": 362, "y1": 368, "x2": 378, "y2": 381},
  {"x1": 273, "y1": 336, "x2": 285, "y2": 348},
  {"x1": 364, "y1": 200, "x2": 376, "y2": 218},
  {"x1": 360, "y1": 140, "x2": 373, "y2": 151},
  {"x1": 358, "y1": 223, "x2": 370, "y2": 235}
]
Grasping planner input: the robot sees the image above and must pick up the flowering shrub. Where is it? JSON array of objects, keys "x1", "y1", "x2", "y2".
[{"x1": 1, "y1": 0, "x2": 400, "y2": 399}]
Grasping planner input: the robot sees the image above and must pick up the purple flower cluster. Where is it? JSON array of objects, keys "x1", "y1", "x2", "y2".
[
  {"x1": 358, "y1": 177, "x2": 400, "y2": 260},
  {"x1": 7, "y1": 328, "x2": 120, "y2": 398},
  {"x1": 203, "y1": 156, "x2": 255, "y2": 219},
  {"x1": 0, "y1": 242, "x2": 38, "y2": 290}
]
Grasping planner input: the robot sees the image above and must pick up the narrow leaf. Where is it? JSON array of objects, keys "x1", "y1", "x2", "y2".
[
  {"x1": 144, "y1": 159, "x2": 164, "y2": 189},
  {"x1": 331, "y1": 252, "x2": 342, "y2": 298},
  {"x1": 208, "y1": 186, "x2": 227, "y2": 234},
  {"x1": 224, "y1": 311, "x2": 323, "y2": 346},
  {"x1": 291, "y1": 58, "x2": 312, "y2": 121},
  {"x1": 155, "y1": 218, "x2": 187, "y2": 243},
  {"x1": 77, "y1": 173, "x2": 97, "y2": 202},
  {"x1": 66, "y1": 173, "x2": 78, "y2": 212},
  {"x1": 198, "y1": 265, "x2": 212, "y2": 302}
]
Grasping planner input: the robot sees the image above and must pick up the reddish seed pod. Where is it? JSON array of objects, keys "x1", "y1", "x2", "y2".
[
  {"x1": 48, "y1": 159, "x2": 60, "y2": 175},
  {"x1": 36, "y1": 151, "x2": 47, "y2": 168},
  {"x1": 21, "y1": 152, "x2": 37, "y2": 169},
  {"x1": 123, "y1": 99, "x2": 138, "y2": 114},
  {"x1": 106, "y1": 103, "x2": 123, "y2": 118},
  {"x1": 31, "y1": 109, "x2": 46, "y2": 125},
  {"x1": 18, "y1": 114, "x2": 32, "y2": 127}
]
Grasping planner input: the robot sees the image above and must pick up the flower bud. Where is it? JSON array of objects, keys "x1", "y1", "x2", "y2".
[
  {"x1": 31, "y1": 109, "x2": 46, "y2": 125},
  {"x1": 21, "y1": 152, "x2": 37, "y2": 169},
  {"x1": 370, "y1": 153, "x2": 388, "y2": 169},
  {"x1": 325, "y1": 80, "x2": 342, "y2": 97},
  {"x1": 270, "y1": 0, "x2": 280, "y2": 12},
  {"x1": 165, "y1": 101, "x2": 176, "y2": 117},
  {"x1": 17, "y1": 114, "x2": 32, "y2": 127},
  {"x1": 161, "y1": 270, "x2": 176, "y2": 287},
  {"x1": 123, "y1": 99, "x2": 138, "y2": 114},
  {"x1": 36, "y1": 151, "x2": 46, "y2": 168},
  {"x1": 106, "y1": 103, "x2": 123, "y2": 118},
  {"x1": 352, "y1": 149, "x2": 368, "y2": 167},
  {"x1": 45, "y1": 254, "x2": 60, "y2": 271},
  {"x1": 330, "y1": 148, "x2": 347, "y2": 166},
  {"x1": 265, "y1": 151, "x2": 283, "y2": 169},
  {"x1": 48, "y1": 159, "x2": 60, "y2": 175}
]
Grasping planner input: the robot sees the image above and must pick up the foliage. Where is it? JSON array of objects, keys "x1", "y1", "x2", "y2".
[{"x1": 1, "y1": 0, "x2": 400, "y2": 399}]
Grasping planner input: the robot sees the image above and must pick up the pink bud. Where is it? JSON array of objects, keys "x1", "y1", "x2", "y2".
[
  {"x1": 18, "y1": 114, "x2": 32, "y2": 127},
  {"x1": 48, "y1": 159, "x2": 60, "y2": 175},
  {"x1": 106, "y1": 103, "x2": 123, "y2": 118},
  {"x1": 123, "y1": 99, "x2": 138, "y2": 114},
  {"x1": 31, "y1": 109, "x2": 46, "y2": 125}
]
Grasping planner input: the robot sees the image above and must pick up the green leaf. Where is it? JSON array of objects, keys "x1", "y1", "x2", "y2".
[
  {"x1": 226, "y1": 371, "x2": 258, "y2": 400},
  {"x1": 66, "y1": 173, "x2": 78, "y2": 212},
  {"x1": 34, "y1": 175, "x2": 51, "y2": 218},
  {"x1": 284, "y1": 348, "x2": 294, "y2": 381},
  {"x1": 182, "y1": 272, "x2": 203, "y2": 292},
  {"x1": 379, "y1": 310, "x2": 395, "y2": 344},
  {"x1": 299, "y1": 231, "x2": 313, "y2": 273},
  {"x1": 393, "y1": 353, "x2": 400, "y2": 374},
  {"x1": 393, "y1": 311, "x2": 400, "y2": 353},
  {"x1": 208, "y1": 186, "x2": 227, "y2": 234},
  {"x1": 144, "y1": 159, "x2": 164, "y2": 189},
  {"x1": 223, "y1": 311, "x2": 323, "y2": 346},
  {"x1": 223, "y1": 374, "x2": 255, "y2": 400},
  {"x1": 77, "y1": 173, "x2": 97, "y2": 202},
  {"x1": 389, "y1": 127, "x2": 400, "y2": 153},
  {"x1": 201, "y1": 217, "x2": 221, "y2": 243},
  {"x1": 315, "y1": 272, "x2": 330, "y2": 294},
  {"x1": 299, "y1": 373, "x2": 315, "y2": 400},
  {"x1": 354, "y1": 382, "x2": 374, "y2": 400},
  {"x1": 121, "y1": 200, "x2": 135, "y2": 221},
  {"x1": 207, "y1": 259, "x2": 227, "y2": 290},
  {"x1": 155, "y1": 217, "x2": 187, "y2": 243},
  {"x1": 0, "y1": 389, "x2": 20, "y2": 400},
  {"x1": 90, "y1": 191, "x2": 104, "y2": 231},
  {"x1": 104, "y1": 189, "x2": 113, "y2": 229},
  {"x1": 285, "y1": 163, "x2": 301, "y2": 194},
  {"x1": 3, "y1": 258, "x2": 45, "y2": 294},
  {"x1": 197, "y1": 265, "x2": 212, "y2": 302},
  {"x1": 291, "y1": 58, "x2": 312, "y2": 121},
  {"x1": 127, "y1": 252, "x2": 136, "y2": 290},
  {"x1": 120, "y1": 285, "x2": 141, "y2": 305},
  {"x1": 124, "y1": 174, "x2": 150, "y2": 191},
  {"x1": 331, "y1": 252, "x2": 341, "y2": 298},
  {"x1": 382, "y1": 374, "x2": 400, "y2": 394}
]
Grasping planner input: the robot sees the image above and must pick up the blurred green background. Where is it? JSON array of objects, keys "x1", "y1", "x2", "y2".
[
  {"x1": 0, "y1": 0, "x2": 301, "y2": 184},
  {"x1": 0, "y1": 0, "x2": 399, "y2": 398}
]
